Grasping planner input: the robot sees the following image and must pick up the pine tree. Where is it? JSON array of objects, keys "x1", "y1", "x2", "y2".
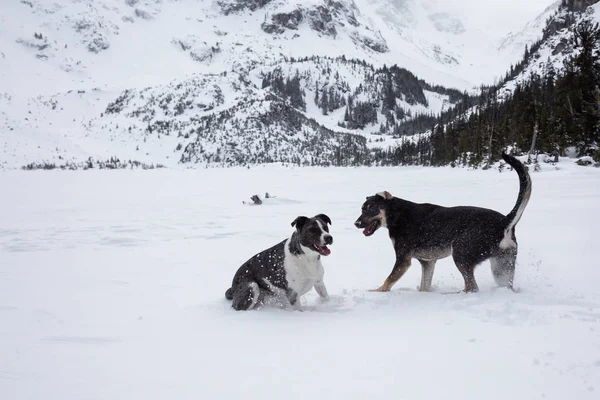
[
  {"x1": 320, "y1": 86, "x2": 329, "y2": 115},
  {"x1": 383, "y1": 78, "x2": 396, "y2": 111},
  {"x1": 572, "y1": 19, "x2": 600, "y2": 154}
]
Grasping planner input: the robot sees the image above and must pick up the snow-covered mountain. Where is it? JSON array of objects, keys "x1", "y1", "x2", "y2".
[
  {"x1": 395, "y1": 1, "x2": 600, "y2": 135},
  {"x1": 0, "y1": 0, "x2": 555, "y2": 94},
  {"x1": 2, "y1": 55, "x2": 461, "y2": 168},
  {"x1": 498, "y1": 1, "x2": 562, "y2": 59},
  {"x1": 499, "y1": 0, "x2": 600, "y2": 97},
  {"x1": 0, "y1": 0, "x2": 560, "y2": 168},
  {"x1": 392, "y1": 0, "x2": 600, "y2": 167}
]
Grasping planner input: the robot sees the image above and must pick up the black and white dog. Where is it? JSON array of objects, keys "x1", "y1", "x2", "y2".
[
  {"x1": 225, "y1": 214, "x2": 333, "y2": 310},
  {"x1": 354, "y1": 153, "x2": 531, "y2": 293}
]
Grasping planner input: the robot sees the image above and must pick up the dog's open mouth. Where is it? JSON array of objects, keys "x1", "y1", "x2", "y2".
[
  {"x1": 313, "y1": 244, "x2": 331, "y2": 256},
  {"x1": 363, "y1": 220, "x2": 381, "y2": 237}
]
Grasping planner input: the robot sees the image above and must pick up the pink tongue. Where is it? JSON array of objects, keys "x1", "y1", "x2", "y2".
[
  {"x1": 363, "y1": 227, "x2": 371, "y2": 235},
  {"x1": 315, "y1": 244, "x2": 331, "y2": 255}
]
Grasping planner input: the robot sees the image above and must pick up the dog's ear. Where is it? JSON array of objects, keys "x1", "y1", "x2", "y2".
[
  {"x1": 315, "y1": 214, "x2": 332, "y2": 226},
  {"x1": 376, "y1": 191, "x2": 393, "y2": 200},
  {"x1": 291, "y1": 216, "x2": 309, "y2": 230}
]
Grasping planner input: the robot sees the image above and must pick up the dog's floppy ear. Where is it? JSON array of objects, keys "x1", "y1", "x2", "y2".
[
  {"x1": 315, "y1": 214, "x2": 332, "y2": 226},
  {"x1": 291, "y1": 216, "x2": 309, "y2": 230},
  {"x1": 376, "y1": 191, "x2": 393, "y2": 200}
]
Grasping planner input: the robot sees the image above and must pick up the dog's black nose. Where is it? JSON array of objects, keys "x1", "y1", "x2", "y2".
[
  {"x1": 324, "y1": 235, "x2": 333, "y2": 245},
  {"x1": 354, "y1": 220, "x2": 362, "y2": 228}
]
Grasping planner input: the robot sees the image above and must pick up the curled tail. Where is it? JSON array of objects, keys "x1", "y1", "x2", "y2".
[{"x1": 499, "y1": 153, "x2": 532, "y2": 249}]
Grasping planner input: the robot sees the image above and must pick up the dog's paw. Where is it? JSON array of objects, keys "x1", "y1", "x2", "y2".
[
  {"x1": 491, "y1": 286, "x2": 521, "y2": 294},
  {"x1": 368, "y1": 286, "x2": 389, "y2": 293},
  {"x1": 417, "y1": 284, "x2": 441, "y2": 292}
]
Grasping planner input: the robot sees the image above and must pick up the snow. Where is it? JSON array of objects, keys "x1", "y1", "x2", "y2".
[{"x1": 1, "y1": 161, "x2": 599, "y2": 399}]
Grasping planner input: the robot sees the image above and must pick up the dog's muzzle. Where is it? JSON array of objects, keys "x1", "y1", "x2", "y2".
[
  {"x1": 314, "y1": 235, "x2": 333, "y2": 256},
  {"x1": 355, "y1": 218, "x2": 380, "y2": 236}
]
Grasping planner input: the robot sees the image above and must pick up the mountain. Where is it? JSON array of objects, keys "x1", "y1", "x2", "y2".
[
  {"x1": 498, "y1": 1, "x2": 562, "y2": 59},
  {"x1": 0, "y1": 0, "x2": 559, "y2": 169},
  {"x1": 392, "y1": 0, "x2": 600, "y2": 167},
  {"x1": 499, "y1": 0, "x2": 600, "y2": 96},
  {"x1": 0, "y1": 0, "x2": 552, "y2": 94}
]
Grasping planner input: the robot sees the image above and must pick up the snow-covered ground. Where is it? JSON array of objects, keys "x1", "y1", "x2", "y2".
[{"x1": 1, "y1": 161, "x2": 599, "y2": 399}]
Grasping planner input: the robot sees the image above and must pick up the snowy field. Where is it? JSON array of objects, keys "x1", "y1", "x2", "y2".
[{"x1": 1, "y1": 162, "x2": 599, "y2": 399}]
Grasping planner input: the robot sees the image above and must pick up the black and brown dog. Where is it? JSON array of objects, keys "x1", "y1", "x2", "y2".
[{"x1": 354, "y1": 153, "x2": 531, "y2": 293}]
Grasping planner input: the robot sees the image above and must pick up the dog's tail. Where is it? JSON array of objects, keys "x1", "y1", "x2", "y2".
[
  {"x1": 500, "y1": 153, "x2": 532, "y2": 248},
  {"x1": 225, "y1": 287, "x2": 233, "y2": 300}
]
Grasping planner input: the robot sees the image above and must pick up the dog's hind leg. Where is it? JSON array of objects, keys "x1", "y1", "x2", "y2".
[
  {"x1": 231, "y1": 281, "x2": 262, "y2": 311},
  {"x1": 371, "y1": 256, "x2": 411, "y2": 292},
  {"x1": 452, "y1": 243, "x2": 485, "y2": 293},
  {"x1": 452, "y1": 251, "x2": 479, "y2": 293},
  {"x1": 490, "y1": 251, "x2": 516, "y2": 290},
  {"x1": 417, "y1": 260, "x2": 436, "y2": 292},
  {"x1": 455, "y1": 262, "x2": 479, "y2": 293}
]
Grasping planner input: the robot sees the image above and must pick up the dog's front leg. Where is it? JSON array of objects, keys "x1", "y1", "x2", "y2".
[
  {"x1": 371, "y1": 255, "x2": 411, "y2": 292},
  {"x1": 314, "y1": 280, "x2": 329, "y2": 300},
  {"x1": 418, "y1": 259, "x2": 436, "y2": 292},
  {"x1": 285, "y1": 288, "x2": 302, "y2": 310}
]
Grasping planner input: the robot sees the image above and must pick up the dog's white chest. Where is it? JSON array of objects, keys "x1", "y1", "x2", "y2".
[
  {"x1": 283, "y1": 243, "x2": 323, "y2": 296},
  {"x1": 284, "y1": 257, "x2": 323, "y2": 296}
]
